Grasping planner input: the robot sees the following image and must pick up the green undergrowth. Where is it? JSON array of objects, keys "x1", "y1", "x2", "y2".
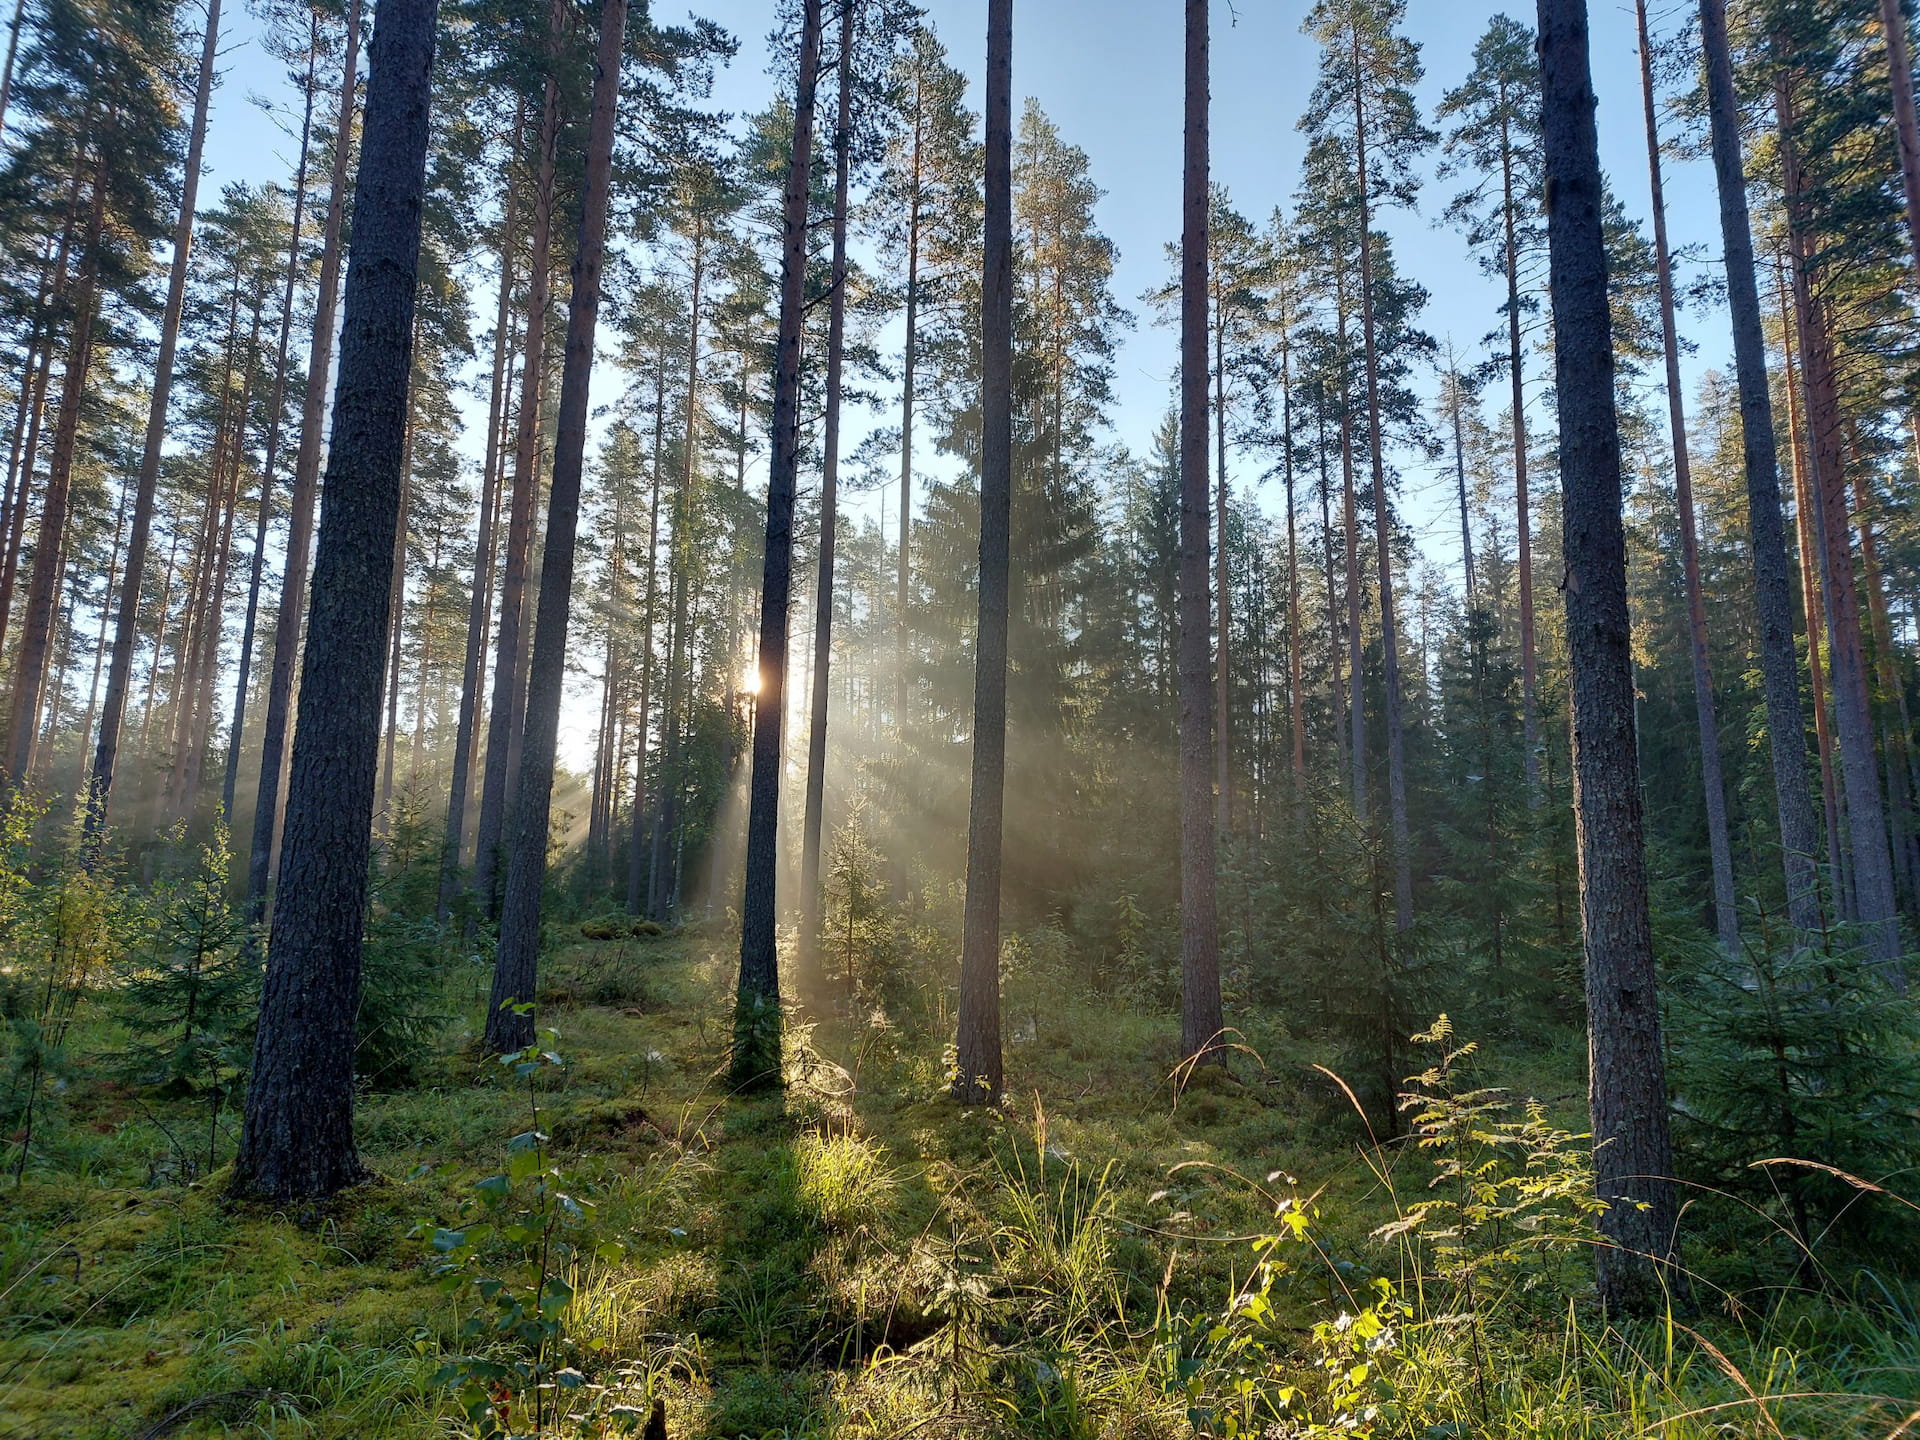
[{"x1": 2, "y1": 928, "x2": 1916, "y2": 1438}]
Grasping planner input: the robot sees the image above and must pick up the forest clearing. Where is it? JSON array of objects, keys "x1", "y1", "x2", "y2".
[{"x1": 2, "y1": 0, "x2": 1920, "y2": 1433}]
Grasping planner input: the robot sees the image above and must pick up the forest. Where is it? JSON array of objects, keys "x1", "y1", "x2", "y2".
[{"x1": 1, "y1": 0, "x2": 1919, "y2": 1433}]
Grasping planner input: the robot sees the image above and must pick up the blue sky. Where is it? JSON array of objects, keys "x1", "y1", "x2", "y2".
[{"x1": 193, "y1": 0, "x2": 1728, "y2": 760}]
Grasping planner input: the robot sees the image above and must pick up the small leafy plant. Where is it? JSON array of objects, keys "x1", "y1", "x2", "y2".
[{"x1": 421, "y1": 1012, "x2": 630, "y2": 1437}]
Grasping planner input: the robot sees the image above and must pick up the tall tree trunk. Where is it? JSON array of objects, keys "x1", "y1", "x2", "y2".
[
  {"x1": 0, "y1": 0, "x2": 24, "y2": 141},
  {"x1": 1448, "y1": 363, "x2": 1476, "y2": 604},
  {"x1": 1175, "y1": 0, "x2": 1223, "y2": 1064},
  {"x1": 953, "y1": 0, "x2": 1014, "y2": 1100},
  {"x1": 440, "y1": 135, "x2": 521, "y2": 917},
  {"x1": 1282, "y1": 317, "x2": 1305, "y2": 789},
  {"x1": 730, "y1": 0, "x2": 821, "y2": 1091},
  {"x1": 1318, "y1": 406, "x2": 1347, "y2": 782},
  {"x1": 626, "y1": 351, "x2": 666, "y2": 913},
  {"x1": 1881, "y1": 0, "x2": 1920, "y2": 283},
  {"x1": 486, "y1": 0, "x2": 624, "y2": 1054},
  {"x1": 897, "y1": 67, "x2": 921, "y2": 780},
  {"x1": 1499, "y1": 98, "x2": 1541, "y2": 805},
  {"x1": 1213, "y1": 266, "x2": 1232, "y2": 835},
  {"x1": 1338, "y1": 360, "x2": 1364, "y2": 817},
  {"x1": 77, "y1": 478, "x2": 131, "y2": 768},
  {"x1": 1639, "y1": 0, "x2": 1738, "y2": 950},
  {"x1": 85, "y1": 0, "x2": 222, "y2": 838},
  {"x1": 246, "y1": 0, "x2": 362, "y2": 917},
  {"x1": 224, "y1": 32, "x2": 319, "y2": 826},
  {"x1": 801, "y1": 5, "x2": 855, "y2": 987},
  {"x1": 232, "y1": 0, "x2": 437, "y2": 1200},
  {"x1": 1538, "y1": 0, "x2": 1681, "y2": 1313},
  {"x1": 1352, "y1": 54, "x2": 1411, "y2": 930},
  {"x1": 6, "y1": 150, "x2": 106, "y2": 789},
  {"x1": 378, "y1": 408, "x2": 412, "y2": 822},
  {"x1": 474, "y1": 0, "x2": 565, "y2": 917},
  {"x1": 1777, "y1": 71, "x2": 1902, "y2": 972}
]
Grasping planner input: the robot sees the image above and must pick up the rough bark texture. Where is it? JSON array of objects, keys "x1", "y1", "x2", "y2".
[
  {"x1": 1537, "y1": 0, "x2": 1682, "y2": 1313},
  {"x1": 486, "y1": 0, "x2": 624, "y2": 1055},
  {"x1": 1638, "y1": 0, "x2": 1738, "y2": 951},
  {"x1": 1696, "y1": 0, "x2": 1824, "y2": 935},
  {"x1": 730, "y1": 0, "x2": 821, "y2": 1092},
  {"x1": 1882, "y1": 0, "x2": 1920, "y2": 283},
  {"x1": 953, "y1": 0, "x2": 1014, "y2": 1103},
  {"x1": 231, "y1": 0, "x2": 437, "y2": 1201},
  {"x1": 86, "y1": 0, "x2": 221, "y2": 840},
  {"x1": 1176, "y1": 0, "x2": 1223, "y2": 1064},
  {"x1": 800, "y1": 4, "x2": 855, "y2": 989},
  {"x1": 246, "y1": 0, "x2": 362, "y2": 915}
]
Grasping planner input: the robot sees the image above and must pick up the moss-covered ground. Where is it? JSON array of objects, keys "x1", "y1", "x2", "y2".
[{"x1": 2, "y1": 924, "x2": 1914, "y2": 1438}]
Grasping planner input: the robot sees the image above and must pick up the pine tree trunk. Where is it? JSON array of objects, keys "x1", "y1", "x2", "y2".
[
  {"x1": 232, "y1": 0, "x2": 437, "y2": 1200},
  {"x1": 1881, "y1": 0, "x2": 1920, "y2": 283},
  {"x1": 1777, "y1": 72, "x2": 1902, "y2": 972},
  {"x1": 1449, "y1": 368, "x2": 1476, "y2": 603},
  {"x1": 378, "y1": 416, "x2": 412, "y2": 822},
  {"x1": 224, "y1": 34, "x2": 318, "y2": 826},
  {"x1": 5, "y1": 151, "x2": 106, "y2": 789},
  {"x1": 246, "y1": 0, "x2": 362, "y2": 916},
  {"x1": 1499, "y1": 99, "x2": 1541, "y2": 806},
  {"x1": 801, "y1": 8, "x2": 855, "y2": 987},
  {"x1": 1175, "y1": 0, "x2": 1223, "y2": 1064},
  {"x1": 440, "y1": 137, "x2": 521, "y2": 918},
  {"x1": 0, "y1": 0, "x2": 24, "y2": 140},
  {"x1": 473, "y1": 0, "x2": 564, "y2": 917},
  {"x1": 1353, "y1": 61, "x2": 1411, "y2": 930},
  {"x1": 1213, "y1": 270, "x2": 1232, "y2": 836},
  {"x1": 731, "y1": 0, "x2": 822, "y2": 1091},
  {"x1": 1338, "y1": 372, "x2": 1365, "y2": 819},
  {"x1": 954, "y1": 0, "x2": 1015, "y2": 1099},
  {"x1": 1538, "y1": 0, "x2": 1681, "y2": 1313},
  {"x1": 1639, "y1": 0, "x2": 1738, "y2": 950},
  {"x1": 1775, "y1": 244, "x2": 1845, "y2": 921},
  {"x1": 486, "y1": 0, "x2": 624, "y2": 1055},
  {"x1": 1282, "y1": 322, "x2": 1305, "y2": 789},
  {"x1": 1698, "y1": 0, "x2": 1823, "y2": 934},
  {"x1": 85, "y1": 0, "x2": 222, "y2": 837},
  {"x1": 626, "y1": 353, "x2": 666, "y2": 914},
  {"x1": 897, "y1": 83, "x2": 921, "y2": 782}
]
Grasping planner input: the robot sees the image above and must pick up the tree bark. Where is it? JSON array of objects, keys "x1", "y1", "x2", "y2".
[
  {"x1": 626, "y1": 349, "x2": 666, "y2": 914},
  {"x1": 246, "y1": 0, "x2": 362, "y2": 917},
  {"x1": 1697, "y1": 0, "x2": 1823, "y2": 934},
  {"x1": 1537, "y1": 0, "x2": 1682, "y2": 1313},
  {"x1": 801, "y1": 3, "x2": 855, "y2": 988},
  {"x1": 1352, "y1": 49, "x2": 1412, "y2": 930},
  {"x1": 232, "y1": 0, "x2": 437, "y2": 1200},
  {"x1": 440, "y1": 134, "x2": 521, "y2": 918},
  {"x1": 486, "y1": 0, "x2": 624, "y2": 1054},
  {"x1": 473, "y1": 0, "x2": 565, "y2": 917},
  {"x1": 1776, "y1": 71, "x2": 1902, "y2": 972},
  {"x1": 5, "y1": 149, "x2": 106, "y2": 789},
  {"x1": 1880, "y1": 0, "x2": 1920, "y2": 284},
  {"x1": 1175, "y1": 0, "x2": 1223, "y2": 1064},
  {"x1": 85, "y1": 0, "x2": 222, "y2": 839},
  {"x1": 1498, "y1": 96, "x2": 1541, "y2": 806},
  {"x1": 224, "y1": 32, "x2": 319, "y2": 826},
  {"x1": 730, "y1": 0, "x2": 821, "y2": 1092},
  {"x1": 1638, "y1": 0, "x2": 1738, "y2": 950}
]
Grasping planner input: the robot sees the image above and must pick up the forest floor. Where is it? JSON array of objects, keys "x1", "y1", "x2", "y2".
[{"x1": 1, "y1": 922, "x2": 1916, "y2": 1439}]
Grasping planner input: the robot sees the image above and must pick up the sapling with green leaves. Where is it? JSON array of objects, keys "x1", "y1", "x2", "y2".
[{"x1": 422, "y1": 1017, "x2": 628, "y2": 1437}]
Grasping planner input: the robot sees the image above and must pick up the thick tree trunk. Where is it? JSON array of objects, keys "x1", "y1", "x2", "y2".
[
  {"x1": 1353, "y1": 64, "x2": 1411, "y2": 930},
  {"x1": 1777, "y1": 72, "x2": 1903, "y2": 971},
  {"x1": 474, "y1": 0, "x2": 565, "y2": 917},
  {"x1": 232, "y1": 0, "x2": 437, "y2": 1200},
  {"x1": 1175, "y1": 0, "x2": 1223, "y2": 1064},
  {"x1": 1538, "y1": 0, "x2": 1682, "y2": 1313},
  {"x1": 486, "y1": 0, "x2": 624, "y2": 1054},
  {"x1": 731, "y1": 0, "x2": 821, "y2": 1091},
  {"x1": 246, "y1": 0, "x2": 362, "y2": 916},
  {"x1": 801, "y1": 6, "x2": 855, "y2": 988},
  {"x1": 1639, "y1": 0, "x2": 1738, "y2": 950},
  {"x1": 85, "y1": 0, "x2": 222, "y2": 838},
  {"x1": 224, "y1": 35, "x2": 319, "y2": 825},
  {"x1": 954, "y1": 0, "x2": 1015, "y2": 1100}
]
